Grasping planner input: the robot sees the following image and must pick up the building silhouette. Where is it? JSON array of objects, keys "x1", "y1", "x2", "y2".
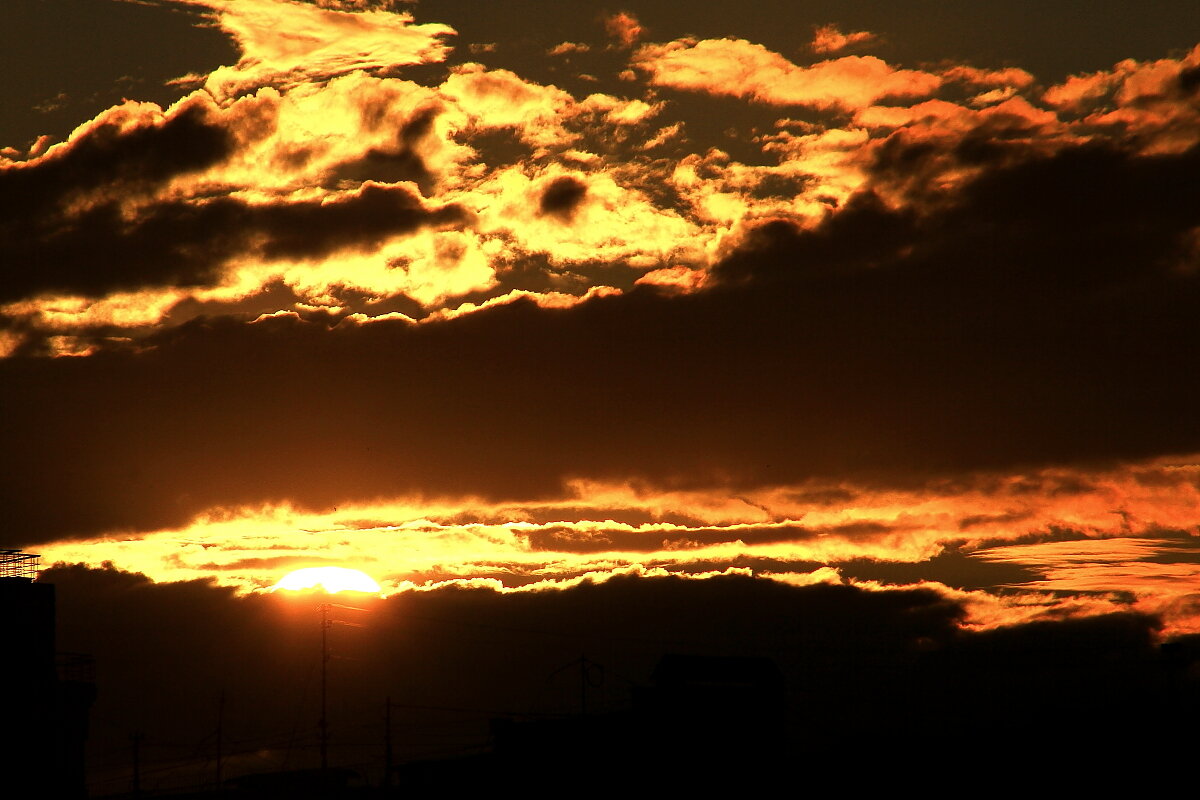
[
  {"x1": 397, "y1": 653, "x2": 788, "y2": 792},
  {"x1": 0, "y1": 551, "x2": 95, "y2": 797}
]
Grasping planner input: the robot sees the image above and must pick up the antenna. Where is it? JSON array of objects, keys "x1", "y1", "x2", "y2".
[
  {"x1": 319, "y1": 603, "x2": 331, "y2": 776},
  {"x1": 215, "y1": 691, "x2": 225, "y2": 795},
  {"x1": 130, "y1": 731, "x2": 144, "y2": 798},
  {"x1": 384, "y1": 697, "x2": 393, "y2": 789},
  {"x1": 316, "y1": 601, "x2": 369, "y2": 779}
]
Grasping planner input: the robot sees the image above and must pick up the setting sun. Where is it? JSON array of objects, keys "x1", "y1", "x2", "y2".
[{"x1": 272, "y1": 566, "x2": 382, "y2": 594}]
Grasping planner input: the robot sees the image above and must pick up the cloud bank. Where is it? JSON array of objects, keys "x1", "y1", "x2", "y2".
[{"x1": 3, "y1": 0, "x2": 1199, "y2": 636}]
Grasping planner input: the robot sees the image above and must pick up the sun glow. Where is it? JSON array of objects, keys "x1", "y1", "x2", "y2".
[{"x1": 272, "y1": 566, "x2": 382, "y2": 594}]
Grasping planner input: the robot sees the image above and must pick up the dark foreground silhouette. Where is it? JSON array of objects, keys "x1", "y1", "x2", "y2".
[{"x1": 7, "y1": 561, "x2": 1198, "y2": 797}]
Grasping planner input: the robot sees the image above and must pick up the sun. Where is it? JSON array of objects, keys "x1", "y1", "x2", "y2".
[{"x1": 272, "y1": 566, "x2": 382, "y2": 594}]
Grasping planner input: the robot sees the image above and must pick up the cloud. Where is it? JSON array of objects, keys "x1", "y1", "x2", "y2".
[
  {"x1": 538, "y1": 174, "x2": 588, "y2": 219},
  {"x1": 7, "y1": 129, "x2": 1200, "y2": 543},
  {"x1": 1, "y1": 163, "x2": 465, "y2": 305},
  {"x1": 453, "y1": 163, "x2": 698, "y2": 272},
  {"x1": 308, "y1": 0, "x2": 413, "y2": 9},
  {"x1": 3, "y1": 53, "x2": 702, "y2": 345},
  {"x1": 941, "y1": 64, "x2": 1035, "y2": 89},
  {"x1": 975, "y1": 534, "x2": 1200, "y2": 600},
  {"x1": 633, "y1": 38, "x2": 941, "y2": 111},
  {"x1": 810, "y1": 24, "x2": 876, "y2": 55},
  {"x1": 548, "y1": 42, "x2": 590, "y2": 57},
  {"x1": 15, "y1": 16, "x2": 1192, "y2": 357},
  {"x1": 576, "y1": 93, "x2": 663, "y2": 125},
  {"x1": 634, "y1": 265, "x2": 709, "y2": 292},
  {"x1": 439, "y1": 63, "x2": 578, "y2": 148},
  {"x1": 603, "y1": 11, "x2": 644, "y2": 48},
  {"x1": 852, "y1": 97, "x2": 1069, "y2": 205},
  {"x1": 0, "y1": 68, "x2": 497, "y2": 315},
  {"x1": 0, "y1": 97, "x2": 230, "y2": 224},
  {"x1": 1043, "y1": 45, "x2": 1200, "y2": 153},
  {"x1": 27, "y1": 450, "x2": 1200, "y2": 634},
  {"x1": 6, "y1": 68, "x2": 1200, "y2": 467},
  {"x1": 168, "y1": 0, "x2": 454, "y2": 97},
  {"x1": 9, "y1": 5, "x2": 1200, "y2": 650},
  {"x1": 1044, "y1": 70, "x2": 1120, "y2": 111}
]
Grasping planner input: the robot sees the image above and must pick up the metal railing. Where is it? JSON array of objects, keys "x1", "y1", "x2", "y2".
[{"x1": 0, "y1": 550, "x2": 40, "y2": 579}]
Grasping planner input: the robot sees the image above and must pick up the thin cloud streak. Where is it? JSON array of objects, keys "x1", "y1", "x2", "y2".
[{"x1": 33, "y1": 458, "x2": 1200, "y2": 632}]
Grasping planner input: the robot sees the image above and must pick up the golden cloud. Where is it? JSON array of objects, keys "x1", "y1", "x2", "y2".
[
  {"x1": 29, "y1": 457, "x2": 1200, "y2": 634},
  {"x1": 169, "y1": 0, "x2": 454, "y2": 98},
  {"x1": 633, "y1": 38, "x2": 942, "y2": 110}
]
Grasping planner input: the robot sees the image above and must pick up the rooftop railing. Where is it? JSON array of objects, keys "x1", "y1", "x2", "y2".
[{"x1": 0, "y1": 550, "x2": 41, "y2": 579}]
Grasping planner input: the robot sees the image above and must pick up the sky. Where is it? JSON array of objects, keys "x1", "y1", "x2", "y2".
[{"x1": 2, "y1": 0, "x2": 1200, "y2": 788}]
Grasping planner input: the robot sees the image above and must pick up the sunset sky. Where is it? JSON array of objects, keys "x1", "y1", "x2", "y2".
[
  {"x1": 5, "y1": 0, "x2": 1200, "y2": 788},
  {"x1": 4, "y1": 0, "x2": 1200, "y2": 629}
]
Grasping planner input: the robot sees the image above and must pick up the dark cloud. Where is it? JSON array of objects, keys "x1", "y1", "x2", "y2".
[
  {"x1": 749, "y1": 172, "x2": 813, "y2": 200},
  {"x1": 968, "y1": 525, "x2": 1097, "y2": 552},
  {"x1": 834, "y1": 546, "x2": 1044, "y2": 589},
  {"x1": 5, "y1": 138, "x2": 1200, "y2": 545},
  {"x1": 1180, "y1": 65, "x2": 1200, "y2": 94},
  {"x1": 0, "y1": 99, "x2": 466, "y2": 305},
  {"x1": 257, "y1": 182, "x2": 466, "y2": 260},
  {"x1": 0, "y1": 177, "x2": 466, "y2": 304},
  {"x1": 0, "y1": 101, "x2": 231, "y2": 226},
  {"x1": 956, "y1": 510, "x2": 1034, "y2": 530},
  {"x1": 538, "y1": 175, "x2": 588, "y2": 218},
  {"x1": 329, "y1": 106, "x2": 439, "y2": 196}
]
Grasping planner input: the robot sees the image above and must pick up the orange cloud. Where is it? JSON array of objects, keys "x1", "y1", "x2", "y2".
[
  {"x1": 577, "y1": 93, "x2": 663, "y2": 125},
  {"x1": 1043, "y1": 71, "x2": 1118, "y2": 111},
  {"x1": 633, "y1": 38, "x2": 941, "y2": 110},
  {"x1": 31, "y1": 458, "x2": 1200, "y2": 591},
  {"x1": 855, "y1": 96, "x2": 1062, "y2": 135},
  {"x1": 810, "y1": 24, "x2": 876, "y2": 55},
  {"x1": 634, "y1": 266, "x2": 710, "y2": 292},
  {"x1": 549, "y1": 42, "x2": 591, "y2": 57},
  {"x1": 603, "y1": 11, "x2": 644, "y2": 48},
  {"x1": 1041, "y1": 45, "x2": 1200, "y2": 153},
  {"x1": 941, "y1": 64, "x2": 1035, "y2": 88},
  {"x1": 21, "y1": 428, "x2": 1200, "y2": 638}
]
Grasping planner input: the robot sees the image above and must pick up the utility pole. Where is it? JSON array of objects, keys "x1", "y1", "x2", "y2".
[
  {"x1": 130, "y1": 731, "x2": 143, "y2": 798},
  {"x1": 315, "y1": 601, "x2": 367, "y2": 785},
  {"x1": 319, "y1": 602, "x2": 331, "y2": 776},
  {"x1": 383, "y1": 697, "x2": 393, "y2": 789},
  {"x1": 215, "y1": 691, "x2": 225, "y2": 794},
  {"x1": 548, "y1": 655, "x2": 605, "y2": 716},
  {"x1": 580, "y1": 654, "x2": 588, "y2": 715}
]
